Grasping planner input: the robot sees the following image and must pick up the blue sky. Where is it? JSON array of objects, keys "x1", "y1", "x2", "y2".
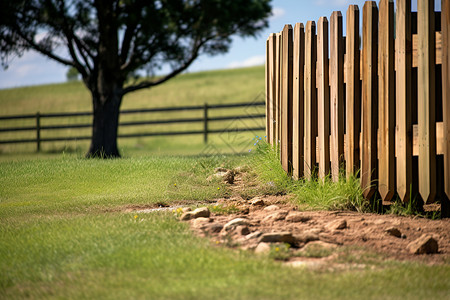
[{"x1": 0, "y1": 0, "x2": 439, "y2": 89}]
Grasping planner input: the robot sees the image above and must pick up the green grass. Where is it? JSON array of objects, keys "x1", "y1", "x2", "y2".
[
  {"x1": 249, "y1": 141, "x2": 369, "y2": 212},
  {"x1": 1, "y1": 154, "x2": 449, "y2": 299}
]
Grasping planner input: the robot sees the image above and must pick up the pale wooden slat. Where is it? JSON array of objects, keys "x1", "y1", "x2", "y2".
[
  {"x1": 275, "y1": 33, "x2": 282, "y2": 147},
  {"x1": 304, "y1": 21, "x2": 317, "y2": 179},
  {"x1": 418, "y1": 0, "x2": 437, "y2": 203},
  {"x1": 330, "y1": 11, "x2": 345, "y2": 182},
  {"x1": 268, "y1": 34, "x2": 277, "y2": 145},
  {"x1": 317, "y1": 17, "x2": 330, "y2": 180},
  {"x1": 345, "y1": 5, "x2": 361, "y2": 178},
  {"x1": 292, "y1": 23, "x2": 305, "y2": 179},
  {"x1": 378, "y1": 0, "x2": 396, "y2": 202},
  {"x1": 395, "y1": 0, "x2": 413, "y2": 202},
  {"x1": 411, "y1": 32, "x2": 442, "y2": 67},
  {"x1": 443, "y1": 0, "x2": 450, "y2": 199},
  {"x1": 361, "y1": 1, "x2": 378, "y2": 199},
  {"x1": 265, "y1": 38, "x2": 270, "y2": 143},
  {"x1": 281, "y1": 25, "x2": 294, "y2": 174}
]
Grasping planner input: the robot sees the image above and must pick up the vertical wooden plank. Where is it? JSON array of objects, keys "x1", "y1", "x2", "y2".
[
  {"x1": 275, "y1": 33, "x2": 282, "y2": 147},
  {"x1": 317, "y1": 17, "x2": 331, "y2": 180},
  {"x1": 418, "y1": 0, "x2": 436, "y2": 203},
  {"x1": 304, "y1": 21, "x2": 317, "y2": 179},
  {"x1": 268, "y1": 34, "x2": 277, "y2": 145},
  {"x1": 396, "y1": 0, "x2": 413, "y2": 202},
  {"x1": 442, "y1": 0, "x2": 450, "y2": 199},
  {"x1": 330, "y1": 11, "x2": 345, "y2": 182},
  {"x1": 293, "y1": 23, "x2": 305, "y2": 179},
  {"x1": 378, "y1": 0, "x2": 396, "y2": 202},
  {"x1": 265, "y1": 38, "x2": 270, "y2": 142},
  {"x1": 361, "y1": 1, "x2": 378, "y2": 199},
  {"x1": 281, "y1": 25, "x2": 294, "y2": 174},
  {"x1": 345, "y1": 5, "x2": 361, "y2": 178}
]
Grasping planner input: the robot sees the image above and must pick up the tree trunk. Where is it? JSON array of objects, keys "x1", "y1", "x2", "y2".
[{"x1": 86, "y1": 90, "x2": 122, "y2": 158}]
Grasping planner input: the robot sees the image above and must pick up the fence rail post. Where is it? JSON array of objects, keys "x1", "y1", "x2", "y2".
[
  {"x1": 36, "y1": 112, "x2": 41, "y2": 152},
  {"x1": 203, "y1": 103, "x2": 208, "y2": 143}
]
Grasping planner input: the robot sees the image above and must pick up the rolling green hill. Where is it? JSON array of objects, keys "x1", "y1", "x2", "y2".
[{"x1": 0, "y1": 66, "x2": 266, "y2": 157}]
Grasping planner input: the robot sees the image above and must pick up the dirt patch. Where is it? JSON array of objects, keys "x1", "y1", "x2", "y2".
[{"x1": 185, "y1": 170, "x2": 450, "y2": 268}]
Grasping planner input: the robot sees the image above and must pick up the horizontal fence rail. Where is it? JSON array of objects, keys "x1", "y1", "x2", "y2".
[
  {"x1": 265, "y1": 0, "x2": 449, "y2": 207},
  {"x1": 0, "y1": 101, "x2": 265, "y2": 150}
]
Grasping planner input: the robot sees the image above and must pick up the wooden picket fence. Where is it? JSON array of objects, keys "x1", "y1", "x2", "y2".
[{"x1": 265, "y1": 0, "x2": 449, "y2": 206}]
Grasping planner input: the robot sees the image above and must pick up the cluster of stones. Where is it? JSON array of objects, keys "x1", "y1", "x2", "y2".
[{"x1": 180, "y1": 197, "x2": 440, "y2": 258}]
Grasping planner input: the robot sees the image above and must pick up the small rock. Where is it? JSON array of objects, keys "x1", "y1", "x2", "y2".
[
  {"x1": 192, "y1": 217, "x2": 211, "y2": 228},
  {"x1": 302, "y1": 241, "x2": 338, "y2": 251},
  {"x1": 263, "y1": 205, "x2": 280, "y2": 211},
  {"x1": 205, "y1": 223, "x2": 223, "y2": 233},
  {"x1": 207, "y1": 170, "x2": 234, "y2": 184},
  {"x1": 262, "y1": 210, "x2": 288, "y2": 223},
  {"x1": 286, "y1": 212, "x2": 312, "y2": 223},
  {"x1": 325, "y1": 219, "x2": 347, "y2": 231},
  {"x1": 235, "y1": 225, "x2": 250, "y2": 236},
  {"x1": 239, "y1": 207, "x2": 250, "y2": 214},
  {"x1": 223, "y1": 218, "x2": 249, "y2": 232},
  {"x1": 250, "y1": 197, "x2": 265, "y2": 206},
  {"x1": 180, "y1": 212, "x2": 193, "y2": 221},
  {"x1": 254, "y1": 242, "x2": 271, "y2": 254},
  {"x1": 182, "y1": 207, "x2": 192, "y2": 213},
  {"x1": 245, "y1": 231, "x2": 262, "y2": 240},
  {"x1": 191, "y1": 207, "x2": 210, "y2": 219},
  {"x1": 401, "y1": 234, "x2": 407, "y2": 239},
  {"x1": 258, "y1": 232, "x2": 296, "y2": 244},
  {"x1": 407, "y1": 234, "x2": 438, "y2": 254},
  {"x1": 294, "y1": 231, "x2": 320, "y2": 243},
  {"x1": 385, "y1": 227, "x2": 402, "y2": 238}
]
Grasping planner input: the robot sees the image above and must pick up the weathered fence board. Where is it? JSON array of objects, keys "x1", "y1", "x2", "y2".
[
  {"x1": 281, "y1": 25, "x2": 294, "y2": 174},
  {"x1": 395, "y1": 0, "x2": 413, "y2": 202},
  {"x1": 361, "y1": 1, "x2": 378, "y2": 199},
  {"x1": 304, "y1": 21, "x2": 317, "y2": 179},
  {"x1": 378, "y1": 0, "x2": 396, "y2": 202},
  {"x1": 345, "y1": 5, "x2": 361, "y2": 178},
  {"x1": 317, "y1": 17, "x2": 331, "y2": 180},
  {"x1": 329, "y1": 11, "x2": 344, "y2": 183},
  {"x1": 443, "y1": 0, "x2": 450, "y2": 199},
  {"x1": 418, "y1": 0, "x2": 437, "y2": 203},
  {"x1": 292, "y1": 23, "x2": 305, "y2": 179},
  {"x1": 268, "y1": 34, "x2": 277, "y2": 145}
]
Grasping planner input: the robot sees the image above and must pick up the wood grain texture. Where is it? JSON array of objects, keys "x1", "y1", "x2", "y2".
[
  {"x1": 304, "y1": 21, "x2": 317, "y2": 179},
  {"x1": 345, "y1": 5, "x2": 361, "y2": 178},
  {"x1": 293, "y1": 23, "x2": 305, "y2": 179},
  {"x1": 275, "y1": 33, "x2": 282, "y2": 147},
  {"x1": 281, "y1": 25, "x2": 294, "y2": 174},
  {"x1": 330, "y1": 11, "x2": 345, "y2": 183},
  {"x1": 265, "y1": 38, "x2": 270, "y2": 142},
  {"x1": 317, "y1": 17, "x2": 330, "y2": 180},
  {"x1": 395, "y1": 0, "x2": 413, "y2": 202},
  {"x1": 442, "y1": 0, "x2": 450, "y2": 199},
  {"x1": 268, "y1": 34, "x2": 277, "y2": 145},
  {"x1": 361, "y1": 1, "x2": 378, "y2": 199},
  {"x1": 378, "y1": 0, "x2": 396, "y2": 202},
  {"x1": 417, "y1": 0, "x2": 436, "y2": 203}
]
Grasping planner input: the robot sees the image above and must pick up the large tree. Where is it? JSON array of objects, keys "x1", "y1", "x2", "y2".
[{"x1": 0, "y1": 0, "x2": 272, "y2": 157}]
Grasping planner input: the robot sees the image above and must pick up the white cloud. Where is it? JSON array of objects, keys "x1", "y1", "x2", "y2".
[
  {"x1": 227, "y1": 55, "x2": 265, "y2": 69},
  {"x1": 271, "y1": 7, "x2": 285, "y2": 20}
]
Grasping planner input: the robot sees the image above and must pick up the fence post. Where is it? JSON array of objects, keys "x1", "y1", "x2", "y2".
[
  {"x1": 36, "y1": 112, "x2": 41, "y2": 152},
  {"x1": 203, "y1": 103, "x2": 208, "y2": 143},
  {"x1": 443, "y1": 0, "x2": 450, "y2": 200},
  {"x1": 281, "y1": 24, "x2": 293, "y2": 174}
]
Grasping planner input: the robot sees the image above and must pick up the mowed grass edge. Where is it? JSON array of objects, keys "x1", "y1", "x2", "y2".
[{"x1": 1, "y1": 154, "x2": 449, "y2": 299}]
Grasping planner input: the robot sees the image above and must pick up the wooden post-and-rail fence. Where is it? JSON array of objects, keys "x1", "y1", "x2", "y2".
[{"x1": 265, "y1": 0, "x2": 449, "y2": 208}]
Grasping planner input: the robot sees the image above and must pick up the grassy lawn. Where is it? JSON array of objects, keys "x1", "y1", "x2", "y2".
[{"x1": 1, "y1": 153, "x2": 449, "y2": 299}]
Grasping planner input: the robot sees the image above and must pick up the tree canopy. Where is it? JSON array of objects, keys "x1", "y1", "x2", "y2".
[{"x1": 0, "y1": 0, "x2": 272, "y2": 157}]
